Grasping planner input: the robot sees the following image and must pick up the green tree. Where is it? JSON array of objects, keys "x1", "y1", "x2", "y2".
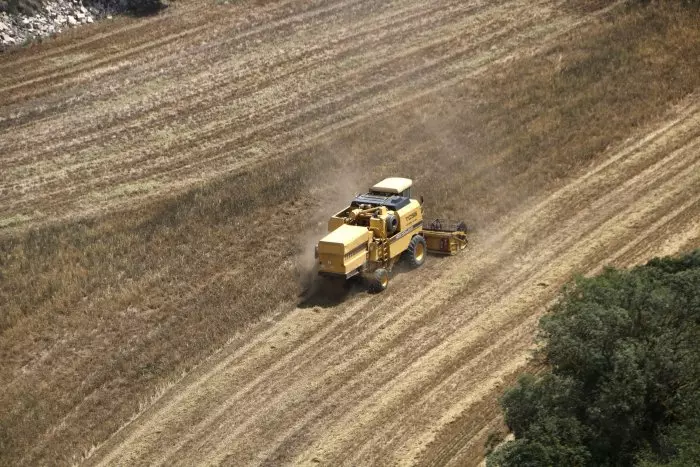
[{"x1": 488, "y1": 250, "x2": 700, "y2": 467}]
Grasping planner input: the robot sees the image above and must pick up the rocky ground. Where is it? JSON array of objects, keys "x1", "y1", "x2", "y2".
[{"x1": 0, "y1": 0, "x2": 162, "y2": 49}]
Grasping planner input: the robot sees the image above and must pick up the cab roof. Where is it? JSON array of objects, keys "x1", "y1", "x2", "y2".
[{"x1": 370, "y1": 177, "x2": 412, "y2": 194}]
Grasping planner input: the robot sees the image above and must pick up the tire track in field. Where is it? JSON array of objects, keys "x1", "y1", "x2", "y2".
[
  {"x1": 84, "y1": 95, "x2": 700, "y2": 466},
  {"x1": 0, "y1": 0, "x2": 519, "y2": 194},
  {"x1": 0, "y1": 0, "x2": 352, "y2": 97},
  {"x1": 279, "y1": 121, "x2": 700, "y2": 466},
  {"x1": 371, "y1": 148, "x2": 700, "y2": 465},
  {"x1": 420, "y1": 198, "x2": 700, "y2": 466},
  {"x1": 0, "y1": 0, "x2": 496, "y2": 160},
  {"x1": 2, "y1": 0, "x2": 608, "y2": 235},
  {"x1": 0, "y1": 0, "x2": 521, "y2": 169},
  {"x1": 0, "y1": 0, "x2": 373, "y2": 127}
]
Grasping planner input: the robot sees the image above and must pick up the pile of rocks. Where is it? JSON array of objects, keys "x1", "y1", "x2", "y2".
[{"x1": 0, "y1": 0, "x2": 160, "y2": 49}]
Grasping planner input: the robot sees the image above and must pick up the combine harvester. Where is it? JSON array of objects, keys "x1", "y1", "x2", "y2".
[{"x1": 315, "y1": 177, "x2": 468, "y2": 292}]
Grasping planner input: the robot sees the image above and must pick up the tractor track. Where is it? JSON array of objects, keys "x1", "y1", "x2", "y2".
[
  {"x1": 0, "y1": 0, "x2": 610, "y2": 235},
  {"x1": 83, "y1": 95, "x2": 700, "y2": 465},
  {"x1": 1, "y1": 0, "x2": 513, "y2": 169},
  {"x1": 1, "y1": 0, "x2": 500, "y2": 157}
]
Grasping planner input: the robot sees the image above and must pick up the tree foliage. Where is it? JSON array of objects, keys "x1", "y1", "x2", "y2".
[{"x1": 488, "y1": 250, "x2": 700, "y2": 467}]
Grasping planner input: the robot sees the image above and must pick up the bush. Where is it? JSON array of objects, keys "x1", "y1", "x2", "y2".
[
  {"x1": 4, "y1": 0, "x2": 43, "y2": 15},
  {"x1": 488, "y1": 250, "x2": 700, "y2": 467}
]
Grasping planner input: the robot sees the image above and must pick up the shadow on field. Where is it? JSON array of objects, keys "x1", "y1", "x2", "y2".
[
  {"x1": 297, "y1": 258, "x2": 440, "y2": 309},
  {"x1": 298, "y1": 275, "x2": 365, "y2": 308},
  {"x1": 107, "y1": 0, "x2": 168, "y2": 17}
]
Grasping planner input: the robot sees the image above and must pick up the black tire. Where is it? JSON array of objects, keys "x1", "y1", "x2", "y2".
[
  {"x1": 367, "y1": 268, "x2": 389, "y2": 293},
  {"x1": 405, "y1": 235, "x2": 427, "y2": 268},
  {"x1": 386, "y1": 213, "x2": 399, "y2": 235}
]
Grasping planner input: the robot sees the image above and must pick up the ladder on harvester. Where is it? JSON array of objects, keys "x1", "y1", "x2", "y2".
[{"x1": 380, "y1": 239, "x2": 390, "y2": 265}]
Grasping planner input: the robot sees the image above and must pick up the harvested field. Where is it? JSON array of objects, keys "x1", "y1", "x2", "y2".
[{"x1": 1, "y1": 0, "x2": 699, "y2": 465}]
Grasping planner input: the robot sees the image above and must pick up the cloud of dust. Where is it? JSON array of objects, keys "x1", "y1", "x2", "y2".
[
  {"x1": 295, "y1": 145, "x2": 366, "y2": 296},
  {"x1": 292, "y1": 89, "x2": 543, "y2": 297},
  {"x1": 406, "y1": 97, "x2": 541, "y2": 257}
]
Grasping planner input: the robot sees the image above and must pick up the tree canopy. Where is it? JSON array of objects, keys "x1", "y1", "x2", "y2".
[{"x1": 488, "y1": 250, "x2": 700, "y2": 467}]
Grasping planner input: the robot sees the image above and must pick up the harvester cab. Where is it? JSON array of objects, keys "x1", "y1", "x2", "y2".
[{"x1": 316, "y1": 177, "x2": 468, "y2": 292}]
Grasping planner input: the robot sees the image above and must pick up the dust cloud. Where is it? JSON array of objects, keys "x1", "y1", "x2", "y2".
[{"x1": 295, "y1": 146, "x2": 366, "y2": 298}]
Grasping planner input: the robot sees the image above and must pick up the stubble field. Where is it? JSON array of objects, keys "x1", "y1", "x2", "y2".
[{"x1": 1, "y1": 0, "x2": 699, "y2": 465}]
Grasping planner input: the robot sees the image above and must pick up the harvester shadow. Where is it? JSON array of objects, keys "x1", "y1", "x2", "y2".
[
  {"x1": 124, "y1": 1, "x2": 169, "y2": 17},
  {"x1": 298, "y1": 276, "x2": 365, "y2": 309}
]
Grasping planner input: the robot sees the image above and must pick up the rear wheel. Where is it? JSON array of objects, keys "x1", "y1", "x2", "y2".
[
  {"x1": 367, "y1": 268, "x2": 389, "y2": 293},
  {"x1": 405, "y1": 235, "x2": 427, "y2": 268}
]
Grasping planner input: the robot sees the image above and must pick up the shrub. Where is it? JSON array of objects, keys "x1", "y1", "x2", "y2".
[{"x1": 488, "y1": 250, "x2": 700, "y2": 467}]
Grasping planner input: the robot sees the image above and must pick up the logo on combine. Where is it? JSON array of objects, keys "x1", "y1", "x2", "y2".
[{"x1": 390, "y1": 221, "x2": 422, "y2": 244}]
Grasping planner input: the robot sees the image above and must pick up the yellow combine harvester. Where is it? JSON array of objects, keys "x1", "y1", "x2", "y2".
[{"x1": 315, "y1": 177, "x2": 468, "y2": 292}]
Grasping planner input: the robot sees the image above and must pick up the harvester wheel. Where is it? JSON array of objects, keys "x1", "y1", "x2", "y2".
[
  {"x1": 368, "y1": 268, "x2": 389, "y2": 293},
  {"x1": 405, "y1": 235, "x2": 427, "y2": 268}
]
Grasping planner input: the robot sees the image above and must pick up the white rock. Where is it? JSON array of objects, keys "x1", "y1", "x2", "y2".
[
  {"x1": 86, "y1": 16, "x2": 93, "y2": 23},
  {"x1": 67, "y1": 15, "x2": 77, "y2": 25}
]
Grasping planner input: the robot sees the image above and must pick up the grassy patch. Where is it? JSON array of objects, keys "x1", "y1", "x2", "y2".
[{"x1": 0, "y1": 213, "x2": 33, "y2": 229}]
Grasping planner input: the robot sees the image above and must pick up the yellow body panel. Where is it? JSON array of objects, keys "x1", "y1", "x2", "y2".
[
  {"x1": 317, "y1": 198, "x2": 425, "y2": 274},
  {"x1": 327, "y1": 216, "x2": 345, "y2": 232},
  {"x1": 320, "y1": 224, "x2": 370, "y2": 250},
  {"x1": 383, "y1": 199, "x2": 423, "y2": 258},
  {"x1": 396, "y1": 200, "x2": 422, "y2": 231},
  {"x1": 318, "y1": 224, "x2": 371, "y2": 275}
]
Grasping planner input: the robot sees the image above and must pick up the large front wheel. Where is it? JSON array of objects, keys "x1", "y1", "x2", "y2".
[{"x1": 405, "y1": 235, "x2": 427, "y2": 268}]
